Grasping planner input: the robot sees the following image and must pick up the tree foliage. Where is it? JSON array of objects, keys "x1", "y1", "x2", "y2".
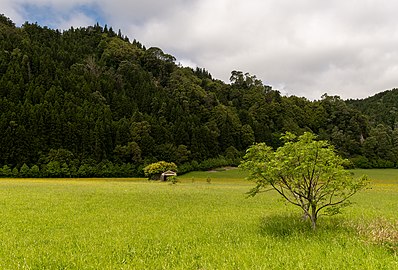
[
  {"x1": 143, "y1": 161, "x2": 177, "y2": 180},
  {"x1": 240, "y1": 132, "x2": 368, "y2": 229}
]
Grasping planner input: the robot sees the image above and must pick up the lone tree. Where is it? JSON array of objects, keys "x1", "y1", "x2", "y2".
[
  {"x1": 240, "y1": 132, "x2": 368, "y2": 230},
  {"x1": 143, "y1": 161, "x2": 177, "y2": 180}
]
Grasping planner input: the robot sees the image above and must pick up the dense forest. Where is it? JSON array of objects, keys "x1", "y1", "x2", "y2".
[{"x1": 0, "y1": 14, "x2": 397, "y2": 177}]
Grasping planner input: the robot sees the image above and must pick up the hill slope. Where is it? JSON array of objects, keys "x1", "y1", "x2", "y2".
[
  {"x1": 347, "y1": 88, "x2": 398, "y2": 128},
  {"x1": 0, "y1": 14, "x2": 395, "y2": 176}
]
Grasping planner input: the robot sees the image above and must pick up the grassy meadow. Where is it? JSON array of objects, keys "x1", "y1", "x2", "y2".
[{"x1": 0, "y1": 169, "x2": 397, "y2": 269}]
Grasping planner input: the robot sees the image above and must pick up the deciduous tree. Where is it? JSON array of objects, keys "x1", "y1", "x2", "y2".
[
  {"x1": 143, "y1": 161, "x2": 177, "y2": 180},
  {"x1": 240, "y1": 132, "x2": 368, "y2": 229}
]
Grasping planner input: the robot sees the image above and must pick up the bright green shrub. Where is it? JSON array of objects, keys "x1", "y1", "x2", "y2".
[
  {"x1": 19, "y1": 163, "x2": 30, "y2": 177},
  {"x1": 29, "y1": 165, "x2": 40, "y2": 178},
  {"x1": 0, "y1": 165, "x2": 12, "y2": 177},
  {"x1": 143, "y1": 161, "x2": 177, "y2": 180}
]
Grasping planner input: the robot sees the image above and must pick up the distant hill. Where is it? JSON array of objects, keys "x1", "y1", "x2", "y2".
[
  {"x1": 347, "y1": 88, "x2": 398, "y2": 129},
  {"x1": 0, "y1": 14, "x2": 397, "y2": 176}
]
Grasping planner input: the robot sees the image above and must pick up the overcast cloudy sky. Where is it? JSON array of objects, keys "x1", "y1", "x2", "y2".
[{"x1": 2, "y1": 0, "x2": 398, "y2": 100}]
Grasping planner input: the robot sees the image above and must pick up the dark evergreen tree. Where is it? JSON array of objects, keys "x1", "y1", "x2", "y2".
[{"x1": 0, "y1": 14, "x2": 395, "y2": 176}]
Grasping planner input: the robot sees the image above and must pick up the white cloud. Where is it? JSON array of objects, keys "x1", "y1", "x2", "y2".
[
  {"x1": 178, "y1": 58, "x2": 198, "y2": 69},
  {"x1": 3, "y1": 0, "x2": 398, "y2": 99},
  {"x1": 0, "y1": 0, "x2": 24, "y2": 24},
  {"x1": 57, "y1": 12, "x2": 96, "y2": 30}
]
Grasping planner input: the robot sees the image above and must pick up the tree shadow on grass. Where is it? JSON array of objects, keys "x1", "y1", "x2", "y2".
[
  {"x1": 258, "y1": 213, "x2": 354, "y2": 238},
  {"x1": 258, "y1": 213, "x2": 311, "y2": 238}
]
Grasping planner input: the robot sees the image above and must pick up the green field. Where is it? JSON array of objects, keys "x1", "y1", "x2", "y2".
[{"x1": 0, "y1": 169, "x2": 397, "y2": 269}]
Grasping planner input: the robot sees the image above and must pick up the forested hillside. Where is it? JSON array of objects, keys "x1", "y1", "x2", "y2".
[
  {"x1": 346, "y1": 89, "x2": 398, "y2": 168},
  {"x1": 0, "y1": 14, "x2": 396, "y2": 177},
  {"x1": 347, "y1": 89, "x2": 398, "y2": 128}
]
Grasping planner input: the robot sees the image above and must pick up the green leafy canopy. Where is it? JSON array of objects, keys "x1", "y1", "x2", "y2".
[
  {"x1": 240, "y1": 132, "x2": 369, "y2": 229},
  {"x1": 143, "y1": 161, "x2": 177, "y2": 180}
]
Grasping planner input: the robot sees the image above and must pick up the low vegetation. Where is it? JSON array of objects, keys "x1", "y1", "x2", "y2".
[
  {"x1": 143, "y1": 161, "x2": 177, "y2": 180},
  {"x1": 0, "y1": 169, "x2": 396, "y2": 269}
]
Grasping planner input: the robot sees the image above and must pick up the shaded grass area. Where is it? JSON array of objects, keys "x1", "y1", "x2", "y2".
[{"x1": 0, "y1": 170, "x2": 396, "y2": 269}]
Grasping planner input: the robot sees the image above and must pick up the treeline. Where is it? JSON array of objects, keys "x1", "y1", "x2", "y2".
[
  {"x1": 0, "y1": 14, "x2": 397, "y2": 177},
  {"x1": 0, "y1": 150, "x2": 240, "y2": 178}
]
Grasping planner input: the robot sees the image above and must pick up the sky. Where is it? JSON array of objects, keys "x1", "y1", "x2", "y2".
[{"x1": 2, "y1": 0, "x2": 398, "y2": 100}]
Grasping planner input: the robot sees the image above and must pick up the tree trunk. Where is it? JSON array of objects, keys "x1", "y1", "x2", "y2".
[{"x1": 310, "y1": 205, "x2": 317, "y2": 230}]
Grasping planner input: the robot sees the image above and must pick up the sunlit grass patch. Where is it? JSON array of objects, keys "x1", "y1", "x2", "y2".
[
  {"x1": 178, "y1": 167, "x2": 248, "y2": 183},
  {"x1": 351, "y1": 168, "x2": 398, "y2": 182},
  {"x1": 0, "y1": 170, "x2": 396, "y2": 269}
]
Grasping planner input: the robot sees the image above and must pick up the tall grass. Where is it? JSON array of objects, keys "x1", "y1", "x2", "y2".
[{"x1": 0, "y1": 170, "x2": 396, "y2": 269}]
